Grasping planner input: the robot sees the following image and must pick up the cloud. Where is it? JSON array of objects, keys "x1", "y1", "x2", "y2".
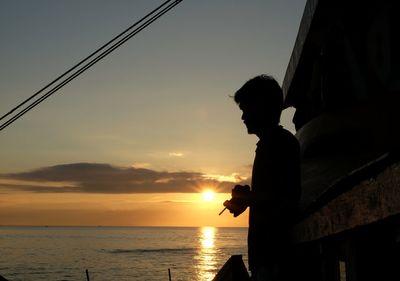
[
  {"x1": 168, "y1": 152, "x2": 184, "y2": 157},
  {"x1": 0, "y1": 163, "x2": 247, "y2": 194},
  {"x1": 202, "y1": 173, "x2": 246, "y2": 183},
  {"x1": 131, "y1": 162, "x2": 151, "y2": 169}
]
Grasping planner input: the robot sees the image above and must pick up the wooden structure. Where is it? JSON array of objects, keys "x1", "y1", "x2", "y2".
[
  {"x1": 283, "y1": 0, "x2": 400, "y2": 280},
  {"x1": 214, "y1": 0, "x2": 399, "y2": 280},
  {"x1": 212, "y1": 255, "x2": 250, "y2": 281}
]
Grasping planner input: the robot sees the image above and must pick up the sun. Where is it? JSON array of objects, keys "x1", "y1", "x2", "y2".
[{"x1": 202, "y1": 190, "x2": 215, "y2": 202}]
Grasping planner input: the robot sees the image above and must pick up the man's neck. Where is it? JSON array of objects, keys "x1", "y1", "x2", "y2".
[{"x1": 256, "y1": 124, "x2": 281, "y2": 139}]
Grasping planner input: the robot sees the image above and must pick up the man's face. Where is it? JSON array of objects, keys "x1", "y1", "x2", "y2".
[{"x1": 239, "y1": 101, "x2": 265, "y2": 135}]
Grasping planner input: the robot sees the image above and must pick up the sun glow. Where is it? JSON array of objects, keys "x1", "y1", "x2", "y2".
[{"x1": 202, "y1": 190, "x2": 215, "y2": 202}]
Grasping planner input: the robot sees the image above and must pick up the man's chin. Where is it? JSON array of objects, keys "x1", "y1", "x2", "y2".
[{"x1": 246, "y1": 127, "x2": 256, "y2": 135}]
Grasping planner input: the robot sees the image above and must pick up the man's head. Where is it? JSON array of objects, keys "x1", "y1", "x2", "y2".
[{"x1": 234, "y1": 75, "x2": 283, "y2": 135}]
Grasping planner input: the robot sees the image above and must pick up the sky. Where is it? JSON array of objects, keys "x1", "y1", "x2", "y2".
[{"x1": 0, "y1": 0, "x2": 306, "y2": 227}]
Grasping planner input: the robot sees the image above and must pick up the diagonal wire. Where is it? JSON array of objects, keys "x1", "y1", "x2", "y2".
[
  {"x1": 0, "y1": 0, "x2": 177, "y2": 123},
  {"x1": 0, "y1": 0, "x2": 183, "y2": 132},
  {"x1": 0, "y1": 0, "x2": 174, "y2": 123}
]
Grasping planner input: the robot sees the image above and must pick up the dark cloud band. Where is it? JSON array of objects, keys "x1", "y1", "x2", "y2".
[{"x1": 0, "y1": 163, "x2": 245, "y2": 194}]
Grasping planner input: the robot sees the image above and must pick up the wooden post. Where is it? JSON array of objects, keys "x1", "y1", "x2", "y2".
[
  {"x1": 320, "y1": 241, "x2": 340, "y2": 281},
  {"x1": 85, "y1": 269, "x2": 90, "y2": 281},
  {"x1": 168, "y1": 268, "x2": 172, "y2": 281},
  {"x1": 343, "y1": 238, "x2": 358, "y2": 281}
]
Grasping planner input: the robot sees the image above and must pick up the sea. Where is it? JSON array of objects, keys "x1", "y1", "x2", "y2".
[{"x1": 0, "y1": 226, "x2": 248, "y2": 281}]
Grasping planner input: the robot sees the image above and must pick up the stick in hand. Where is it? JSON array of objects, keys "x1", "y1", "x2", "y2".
[{"x1": 218, "y1": 207, "x2": 227, "y2": 216}]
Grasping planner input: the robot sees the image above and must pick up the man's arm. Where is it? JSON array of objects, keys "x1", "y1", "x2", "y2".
[
  {"x1": 224, "y1": 135, "x2": 301, "y2": 219},
  {"x1": 223, "y1": 185, "x2": 250, "y2": 217}
]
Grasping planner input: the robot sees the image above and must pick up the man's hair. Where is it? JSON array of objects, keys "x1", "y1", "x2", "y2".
[{"x1": 234, "y1": 74, "x2": 283, "y2": 124}]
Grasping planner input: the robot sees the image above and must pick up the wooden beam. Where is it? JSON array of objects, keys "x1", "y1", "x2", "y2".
[{"x1": 291, "y1": 161, "x2": 400, "y2": 243}]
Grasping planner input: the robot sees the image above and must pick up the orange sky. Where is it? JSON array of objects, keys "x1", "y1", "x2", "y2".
[
  {"x1": 0, "y1": 191, "x2": 248, "y2": 227},
  {"x1": 0, "y1": 1, "x2": 305, "y2": 227}
]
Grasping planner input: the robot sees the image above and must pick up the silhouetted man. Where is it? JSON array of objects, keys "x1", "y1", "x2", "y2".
[{"x1": 224, "y1": 75, "x2": 301, "y2": 281}]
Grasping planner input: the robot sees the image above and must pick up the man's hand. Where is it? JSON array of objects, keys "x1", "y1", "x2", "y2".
[
  {"x1": 223, "y1": 185, "x2": 251, "y2": 217},
  {"x1": 232, "y1": 184, "x2": 251, "y2": 201}
]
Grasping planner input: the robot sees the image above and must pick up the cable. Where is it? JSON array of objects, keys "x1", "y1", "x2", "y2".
[
  {"x1": 1, "y1": 1, "x2": 180, "y2": 131},
  {"x1": 0, "y1": 0, "x2": 177, "y2": 123},
  {"x1": 0, "y1": 0, "x2": 183, "y2": 131}
]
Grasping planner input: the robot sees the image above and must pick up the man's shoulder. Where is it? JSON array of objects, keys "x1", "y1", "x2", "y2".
[
  {"x1": 275, "y1": 126, "x2": 299, "y2": 148},
  {"x1": 257, "y1": 126, "x2": 299, "y2": 153}
]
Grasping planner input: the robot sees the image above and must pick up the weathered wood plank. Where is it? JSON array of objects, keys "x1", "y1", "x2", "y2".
[{"x1": 292, "y1": 161, "x2": 400, "y2": 243}]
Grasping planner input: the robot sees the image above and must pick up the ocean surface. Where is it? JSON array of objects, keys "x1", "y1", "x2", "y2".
[{"x1": 0, "y1": 226, "x2": 248, "y2": 281}]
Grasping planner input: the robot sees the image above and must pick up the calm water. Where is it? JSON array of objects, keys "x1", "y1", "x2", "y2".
[{"x1": 0, "y1": 226, "x2": 248, "y2": 281}]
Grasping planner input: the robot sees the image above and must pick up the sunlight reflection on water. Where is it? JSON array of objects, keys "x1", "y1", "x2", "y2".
[
  {"x1": 0, "y1": 226, "x2": 248, "y2": 281},
  {"x1": 196, "y1": 226, "x2": 218, "y2": 281}
]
